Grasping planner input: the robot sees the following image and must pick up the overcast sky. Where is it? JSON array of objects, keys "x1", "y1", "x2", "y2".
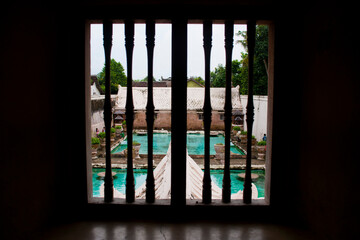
[{"x1": 91, "y1": 24, "x2": 246, "y2": 80}]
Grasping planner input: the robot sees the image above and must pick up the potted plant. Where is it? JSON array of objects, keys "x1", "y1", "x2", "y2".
[
  {"x1": 122, "y1": 120, "x2": 127, "y2": 132},
  {"x1": 214, "y1": 143, "x2": 225, "y2": 162},
  {"x1": 232, "y1": 126, "x2": 241, "y2": 135},
  {"x1": 91, "y1": 137, "x2": 100, "y2": 149},
  {"x1": 239, "y1": 130, "x2": 247, "y2": 145},
  {"x1": 91, "y1": 137, "x2": 100, "y2": 159},
  {"x1": 133, "y1": 141, "x2": 141, "y2": 159},
  {"x1": 115, "y1": 125, "x2": 122, "y2": 137},
  {"x1": 124, "y1": 147, "x2": 135, "y2": 160},
  {"x1": 98, "y1": 132, "x2": 106, "y2": 141},
  {"x1": 110, "y1": 128, "x2": 116, "y2": 142},
  {"x1": 251, "y1": 135, "x2": 257, "y2": 145},
  {"x1": 256, "y1": 140, "x2": 266, "y2": 160},
  {"x1": 98, "y1": 132, "x2": 106, "y2": 149}
]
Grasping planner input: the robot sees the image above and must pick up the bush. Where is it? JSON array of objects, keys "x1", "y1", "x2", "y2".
[
  {"x1": 111, "y1": 128, "x2": 116, "y2": 133},
  {"x1": 239, "y1": 131, "x2": 255, "y2": 139},
  {"x1": 92, "y1": 137, "x2": 100, "y2": 145},
  {"x1": 115, "y1": 125, "x2": 122, "y2": 129},
  {"x1": 98, "y1": 132, "x2": 106, "y2": 139},
  {"x1": 122, "y1": 120, "x2": 126, "y2": 125},
  {"x1": 233, "y1": 126, "x2": 241, "y2": 131},
  {"x1": 257, "y1": 140, "x2": 266, "y2": 146}
]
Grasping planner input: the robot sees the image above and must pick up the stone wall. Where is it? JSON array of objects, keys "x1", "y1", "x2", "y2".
[
  {"x1": 110, "y1": 95, "x2": 266, "y2": 134},
  {"x1": 154, "y1": 111, "x2": 171, "y2": 130},
  {"x1": 187, "y1": 111, "x2": 203, "y2": 130},
  {"x1": 91, "y1": 96, "x2": 116, "y2": 136},
  {"x1": 91, "y1": 110, "x2": 105, "y2": 136},
  {"x1": 134, "y1": 111, "x2": 147, "y2": 129},
  {"x1": 131, "y1": 110, "x2": 225, "y2": 130},
  {"x1": 211, "y1": 112, "x2": 225, "y2": 130}
]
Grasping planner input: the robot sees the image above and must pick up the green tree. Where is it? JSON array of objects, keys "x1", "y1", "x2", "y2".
[
  {"x1": 210, "y1": 26, "x2": 268, "y2": 94},
  {"x1": 236, "y1": 25, "x2": 268, "y2": 95},
  {"x1": 210, "y1": 60, "x2": 247, "y2": 94},
  {"x1": 97, "y1": 59, "x2": 127, "y2": 94},
  {"x1": 232, "y1": 58, "x2": 248, "y2": 94},
  {"x1": 210, "y1": 64, "x2": 226, "y2": 87}
]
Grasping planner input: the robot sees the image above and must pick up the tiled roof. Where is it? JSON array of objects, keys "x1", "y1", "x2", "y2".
[
  {"x1": 116, "y1": 85, "x2": 242, "y2": 111},
  {"x1": 132, "y1": 81, "x2": 169, "y2": 87}
]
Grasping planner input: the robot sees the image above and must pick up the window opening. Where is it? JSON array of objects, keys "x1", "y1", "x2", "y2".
[{"x1": 88, "y1": 20, "x2": 271, "y2": 205}]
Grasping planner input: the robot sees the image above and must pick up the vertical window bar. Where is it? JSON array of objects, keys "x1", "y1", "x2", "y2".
[
  {"x1": 103, "y1": 20, "x2": 114, "y2": 203},
  {"x1": 222, "y1": 20, "x2": 233, "y2": 203},
  {"x1": 243, "y1": 20, "x2": 256, "y2": 204},
  {"x1": 125, "y1": 20, "x2": 135, "y2": 203},
  {"x1": 202, "y1": 20, "x2": 212, "y2": 204},
  {"x1": 145, "y1": 19, "x2": 155, "y2": 203},
  {"x1": 171, "y1": 19, "x2": 187, "y2": 206}
]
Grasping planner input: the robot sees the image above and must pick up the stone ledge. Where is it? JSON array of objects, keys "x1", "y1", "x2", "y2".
[{"x1": 92, "y1": 163, "x2": 265, "y2": 170}]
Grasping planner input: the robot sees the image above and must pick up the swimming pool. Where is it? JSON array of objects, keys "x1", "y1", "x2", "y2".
[
  {"x1": 111, "y1": 133, "x2": 244, "y2": 155},
  {"x1": 92, "y1": 168, "x2": 264, "y2": 198}
]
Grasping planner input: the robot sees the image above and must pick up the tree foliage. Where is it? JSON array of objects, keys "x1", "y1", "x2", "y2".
[
  {"x1": 210, "y1": 64, "x2": 226, "y2": 87},
  {"x1": 210, "y1": 60, "x2": 248, "y2": 94},
  {"x1": 97, "y1": 59, "x2": 127, "y2": 94},
  {"x1": 210, "y1": 25, "x2": 268, "y2": 95},
  {"x1": 236, "y1": 25, "x2": 268, "y2": 95}
]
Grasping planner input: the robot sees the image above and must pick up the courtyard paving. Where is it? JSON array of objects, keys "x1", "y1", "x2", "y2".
[{"x1": 92, "y1": 156, "x2": 265, "y2": 169}]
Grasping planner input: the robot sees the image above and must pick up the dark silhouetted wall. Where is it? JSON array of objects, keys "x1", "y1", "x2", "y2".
[{"x1": 0, "y1": 1, "x2": 359, "y2": 239}]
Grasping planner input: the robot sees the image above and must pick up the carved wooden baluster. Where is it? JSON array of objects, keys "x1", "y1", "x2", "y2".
[
  {"x1": 145, "y1": 19, "x2": 155, "y2": 203},
  {"x1": 243, "y1": 20, "x2": 256, "y2": 204},
  {"x1": 171, "y1": 19, "x2": 187, "y2": 206},
  {"x1": 103, "y1": 20, "x2": 114, "y2": 203},
  {"x1": 222, "y1": 20, "x2": 233, "y2": 203},
  {"x1": 125, "y1": 20, "x2": 135, "y2": 203},
  {"x1": 202, "y1": 20, "x2": 212, "y2": 204}
]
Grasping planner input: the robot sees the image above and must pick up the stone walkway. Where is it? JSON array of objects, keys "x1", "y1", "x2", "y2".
[{"x1": 92, "y1": 156, "x2": 265, "y2": 170}]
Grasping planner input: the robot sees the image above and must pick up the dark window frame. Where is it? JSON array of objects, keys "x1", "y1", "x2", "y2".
[{"x1": 84, "y1": 7, "x2": 274, "y2": 218}]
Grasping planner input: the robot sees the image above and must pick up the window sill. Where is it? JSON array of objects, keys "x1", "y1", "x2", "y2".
[
  {"x1": 88, "y1": 197, "x2": 268, "y2": 206},
  {"x1": 86, "y1": 198, "x2": 270, "y2": 222}
]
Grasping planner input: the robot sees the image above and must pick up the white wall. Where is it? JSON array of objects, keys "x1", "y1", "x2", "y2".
[
  {"x1": 91, "y1": 110, "x2": 104, "y2": 137},
  {"x1": 240, "y1": 95, "x2": 268, "y2": 141},
  {"x1": 91, "y1": 83, "x2": 101, "y2": 96}
]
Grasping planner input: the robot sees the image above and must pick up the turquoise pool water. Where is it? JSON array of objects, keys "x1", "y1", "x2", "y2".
[
  {"x1": 111, "y1": 133, "x2": 244, "y2": 155},
  {"x1": 92, "y1": 168, "x2": 265, "y2": 198}
]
